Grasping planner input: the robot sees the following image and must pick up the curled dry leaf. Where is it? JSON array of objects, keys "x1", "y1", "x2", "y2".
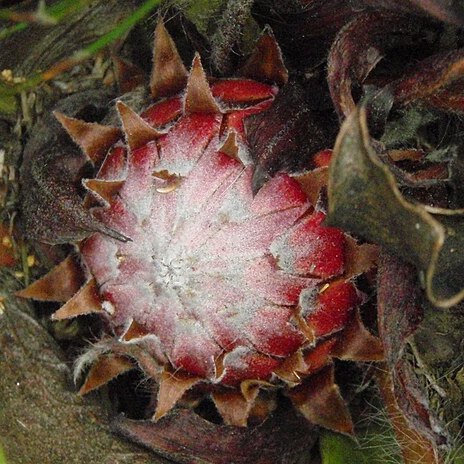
[
  {"x1": 375, "y1": 366, "x2": 442, "y2": 464},
  {"x1": 391, "y1": 48, "x2": 464, "y2": 111},
  {"x1": 328, "y1": 10, "x2": 464, "y2": 119},
  {"x1": 327, "y1": 106, "x2": 464, "y2": 308},
  {"x1": 327, "y1": 12, "x2": 422, "y2": 118}
]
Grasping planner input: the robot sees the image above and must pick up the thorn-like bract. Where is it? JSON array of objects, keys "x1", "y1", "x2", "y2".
[
  {"x1": 79, "y1": 354, "x2": 134, "y2": 395},
  {"x1": 154, "y1": 371, "x2": 201, "y2": 421},
  {"x1": 83, "y1": 179, "x2": 124, "y2": 205},
  {"x1": 112, "y1": 55, "x2": 146, "y2": 93},
  {"x1": 219, "y1": 130, "x2": 240, "y2": 162},
  {"x1": 16, "y1": 255, "x2": 85, "y2": 302},
  {"x1": 331, "y1": 309, "x2": 384, "y2": 362},
  {"x1": 121, "y1": 319, "x2": 149, "y2": 342},
  {"x1": 51, "y1": 278, "x2": 103, "y2": 320},
  {"x1": 116, "y1": 101, "x2": 162, "y2": 151},
  {"x1": 150, "y1": 20, "x2": 188, "y2": 99},
  {"x1": 212, "y1": 388, "x2": 258, "y2": 427},
  {"x1": 288, "y1": 364, "x2": 354, "y2": 435},
  {"x1": 185, "y1": 54, "x2": 221, "y2": 114},
  {"x1": 54, "y1": 112, "x2": 121, "y2": 165},
  {"x1": 239, "y1": 29, "x2": 288, "y2": 86}
]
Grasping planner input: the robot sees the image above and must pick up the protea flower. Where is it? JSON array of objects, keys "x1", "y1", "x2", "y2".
[{"x1": 17, "y1": 20, "x2": 382, "y2": 439}]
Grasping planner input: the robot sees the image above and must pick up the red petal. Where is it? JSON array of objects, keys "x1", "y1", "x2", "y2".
[
  {"x1": 211, "y1": 79, "x2": 277, "y2": 104},
  {"x1": 224, "y1": 99, "x2": 274, "y2": 135},
  {"x1": 251, "y1": 172, "x2": 309, "y2": 216},
  {"x1": 141, "y1": 97, "x2": 183, "y2": 127},
  {"x1": 303, "y1": 338, "x2": 337, "y2": 374},
  {"x1": 306, "y1": 281, "x2": 360, "y2": 338},
  {"x1": 157, "y1": 113, "x2": 221, "y2": 176},
  {"x1": 247, "y1": 306, "x2": 305, "y2": 357},
  {"x1": 272, "y1": 210, "x2": 346, "y2": 279},
  {"x1": 220, "y1": 348, "x2": 281, "y2": 386}
]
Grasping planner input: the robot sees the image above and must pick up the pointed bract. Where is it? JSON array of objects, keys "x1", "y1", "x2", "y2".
[
  {"x1": 288, "y1": 365, "x2": 354, "y2": 435},
  {"x1": 79, "y1": 354, "x2": 134, "y2": 395},
  {"x1": 83, "y1": 179, "x2": 124, "y2": 205},
  {"x1": 54, "y1": 112, "x2": 121, "y2": 165},
  {"x1": 219, "y1": 130, "x2": 240, "y2": 162},
  {"x1": 343, "y1": 237, "x2": 379, "y2": 279},
  {"x1": 212, "y1": 388, "x2": 259, "y2": 427},
  {"x1": 331, "y1": 309, "x2": 384, "y2": 362},
  {"x1": 239, "y1": 29, "x2": 288, "y2": 86},
  {"x1": 16, "y1": 255, "x2": 85, "y2": 302},
  {"x1": 116, "y1": 101, "x2": 162, "y2": 151},
  {"x1": 112, "y1": 55, "x2": 146, "y2": 93},
  {"x1": 273, "y1": 351, "x2": 307, "y2": 385},
  {"x1": 184, "y1": 54, "x2": 221, "y2": 114},
  {"x1": 121, "y1": 319, "x2": 149, "y2": 342},
  {"x1": 150, "y1": 20, "x2": 188, "y2": 99},
  {"x1": 154, "y1": 371, "x2": 201, "y2": 421},
  {"x1": 51, "y1": 278, "x2": 103, "y2": 320},
  {"x1": 293, "y1": 168, "x2": 329, "y2": 207}
]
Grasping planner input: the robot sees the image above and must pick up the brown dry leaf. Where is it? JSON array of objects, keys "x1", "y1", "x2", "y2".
[
  {"x1": 327, "y1": 12, "x2": 420, "y2": 118},
  {"x1": 112, "y1": 403, "x2": 317, "y2": 464},
  {"x1": 0, "y1": 224, "x2": 15, "y2": 267},
  {"x1": 287, "y1": 365, "x2": 354, "y2": 436},
  {"x1": 375, "y1": 366, "x2": 442, "y2": 464},
  {"x1": 360, "y1": 0, "x2": 464, "y2": 26},
  {"x1": 327, "y1": 106, "x2": 464, "y2": 308},
  {"x1": 392, "y1": 49, "x2": 464, "y2": 110}
]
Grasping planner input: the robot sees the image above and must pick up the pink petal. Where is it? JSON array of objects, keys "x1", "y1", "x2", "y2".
[
  {"x1": 271, "y1": 210, "x2": 346, "y2": 278},
  {"x1": 306, "y1": 281, "x2": 360, "y2": 338},
  {"x1": 244, "y1": 255, "x2": 318, "y2": 306},
  {"x1": 247, "y1": 305, "x2": 305, "y2": 357},
  {"x1": 170, "y1": 318, "x2": 223, "y2": 378},
  {"x1": 98, "y1": 145, "x2": 127, "y2": 180},
  {"x1": 220, "y1": 347, "x2": 282, "y2": 386},
  {"x1": 157, "y1": 113, "x2": 222, "y2": 176}
]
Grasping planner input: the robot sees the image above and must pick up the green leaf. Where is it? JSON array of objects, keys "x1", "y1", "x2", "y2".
[
  {"x1": 0, "y1": 93, "x2": 16, "y2": 116},
  {"x1": 320, "y1": 430, "x2": 402, "y2": 464},
  {"x1": 327, "y1": 107, "x2": 464, "y2": 308},
  {"x1": 175, "y1": 0, "x2": 226, "y2": 36},
  {"x1": 0, "y1": 443, "x2": 6, "y2": 464},
  {"x1": 381, "y1": 107, "x2": 437, "y2": 148}
]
